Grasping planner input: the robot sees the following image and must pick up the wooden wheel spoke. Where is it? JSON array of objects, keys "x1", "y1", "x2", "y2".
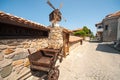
[{"x1": 48, "y1": 68, "x2": 59, "y2": 80}]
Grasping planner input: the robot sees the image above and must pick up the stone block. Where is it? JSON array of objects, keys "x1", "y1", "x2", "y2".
[
  {"x1": 0, "y1": 45, "x2": 8, "y2": 50},
  {"x1": 4, "y1": 52, "x2": 16, "y2": 59},
  {"x1": 12, "y1": 59, "x2": 24, "y2": 66},
  {"x1": 0, "y1": 53, "x2": 4, "y2": 61},
  {"x1": 22, "y1": 43, "x2": 29, "y2": 45},
  {"x1": 4, "y1": 70, "x2": 18, "y2": 80},
  {"x1": 6, "y1": 48, "x2": 28, "y2": 61},
  {"x1": 3, "y1": 48, "x2": 14, "y2": 55},
  {"x1": 8, "y1": 41, "x2": 19, "y2": 46},
  {"x1": 24, "y1": 58, "x2": 30, "y2": 67},
  {"x1": 0, "y1": 59, "x2": 12, "y2": 78},
  {"x1": 0, "y1": 75, "x2": 3, "y2": 80},
  {"x1": 7, "y1": 46, "x2": 16, "y2": 49},
  {"x1": 0, "y1": 40, "x2": 13, "y2": 45},
  {"x1": 5, "y1": 65, "x2": 25, "y2": 80},
  {"x1": 12, "y1": 52, "x2": 28, "y2": 61},
  {"x1": 24, "y1": 45, "x2": 30, "y2": 48},
  {"x1": 30, "y1": 42, "x2": 36, "y2": 48},
  {"x1": 16, "y1": 45, "x2": 23, "y2": 48}
]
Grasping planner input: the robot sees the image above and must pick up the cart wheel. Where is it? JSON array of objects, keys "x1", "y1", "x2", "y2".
[{"x1": 48, "y1": 68, "x2": 60, "y2": 80}]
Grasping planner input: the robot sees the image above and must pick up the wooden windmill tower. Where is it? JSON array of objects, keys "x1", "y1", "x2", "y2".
[{"x1": 47, "y1": 0, "x2": 64, "y2": 27}]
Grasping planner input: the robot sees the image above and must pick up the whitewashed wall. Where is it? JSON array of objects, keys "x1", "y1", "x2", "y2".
[{"x1": 117, "y1": 17, "x2": 120, "y2": 40}]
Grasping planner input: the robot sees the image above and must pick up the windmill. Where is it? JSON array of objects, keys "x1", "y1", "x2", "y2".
[{"x1": 47, "y1": 0, "x2": 65, "y2": 27}]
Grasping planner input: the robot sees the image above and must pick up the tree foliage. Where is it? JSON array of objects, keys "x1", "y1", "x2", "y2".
[
  {"x1": 74, "y1": 26, "x2": 94, "y2": 38},
  {"x1": 74, "y1": 30, "x2": 86, "y2": 37}
]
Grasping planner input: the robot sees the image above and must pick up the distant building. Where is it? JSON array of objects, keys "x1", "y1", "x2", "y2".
[
  {"x1": 115, "y1": 17, "x2": 120, "y2": 50},
  {"x1": 95, "y1": 22, "x2": 103, "y2": 41},
  {"x1": 102, "y1": 11, "x2": 120, "y2": 41},
  {"x1": 95, "y1": 11, "x2": 120, "y2": 42}
]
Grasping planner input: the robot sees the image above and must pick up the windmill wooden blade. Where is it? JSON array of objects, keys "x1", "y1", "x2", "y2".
[
  {"x1": 59, "y1": 3, "x2": 63, "y2": 10},
  {"x1": 47, "y1": 0, "x2": 56, "y2": 10},
  {"x1": 61, "y1": 15, "x2": 67, "y2": 22}
]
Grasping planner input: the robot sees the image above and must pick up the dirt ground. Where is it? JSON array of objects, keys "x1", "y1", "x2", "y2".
[{"x1": 59, "y1": 41, "x2": 120, "y2": 80}]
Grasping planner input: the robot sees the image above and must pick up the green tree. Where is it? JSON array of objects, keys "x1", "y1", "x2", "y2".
[
  {"x1": 83, "y1": 26, "x2": 92, "y2": 35},
  {"x1": 73, "y1": 26, "x2": 94, "y2": 38},
  {"x1": 74, "y1": 30, "x2": 86, "y2": 37}
]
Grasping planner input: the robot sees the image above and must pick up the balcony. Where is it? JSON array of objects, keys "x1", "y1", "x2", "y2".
[{"x1": 97, "y1": 28, "x2": 103, "y2": 32}]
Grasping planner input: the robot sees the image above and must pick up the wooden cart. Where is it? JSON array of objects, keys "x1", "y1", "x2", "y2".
[{"x1": 28, "y1": 48, "x2": 63, "y2": 80}]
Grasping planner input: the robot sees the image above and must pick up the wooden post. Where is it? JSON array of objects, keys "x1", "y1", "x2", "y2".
[
  {"x1": 27, "y1": 49, "x2": 31, "y2": 55},
  {"x1": 62, "y1": 32, "x2": 70, "y2": 58}
]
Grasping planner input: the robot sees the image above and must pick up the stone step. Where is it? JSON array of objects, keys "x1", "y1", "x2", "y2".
[
  {"x1": 19, "y1": 72, "x2": 32, "y2": 80},
  {"x1": 17, "y1": 67, "x2": 31, "y2": 80}
]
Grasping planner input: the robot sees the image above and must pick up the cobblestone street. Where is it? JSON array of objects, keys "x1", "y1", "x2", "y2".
[{"x1": 59, "y1": 41, "x2": 120, "y2": 80}]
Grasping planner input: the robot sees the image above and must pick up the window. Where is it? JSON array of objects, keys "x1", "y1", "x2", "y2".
[
  {"x1": 98, "y1": 26, "x2": 102, "y2": 29},
  {"x1": 105, "y1": 25, "x2": 108, "y2": 30}
]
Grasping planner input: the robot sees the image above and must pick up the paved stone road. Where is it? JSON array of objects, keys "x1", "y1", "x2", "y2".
[{"x1": 59, "y1": 42, "x2": 120, "y2": 80}]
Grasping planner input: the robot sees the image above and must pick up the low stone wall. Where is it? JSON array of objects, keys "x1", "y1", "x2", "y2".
[
  {"x1": 0, "y1": 38, "x2": 48, "y2": 79},
  {"x1": 69, "y1": 41, "x2": 82, "y2": 52}
]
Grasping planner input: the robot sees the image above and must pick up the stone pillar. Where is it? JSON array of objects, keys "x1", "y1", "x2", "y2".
[{"x1": 48, "y1": 27, "x2": 63, "y2": 49}]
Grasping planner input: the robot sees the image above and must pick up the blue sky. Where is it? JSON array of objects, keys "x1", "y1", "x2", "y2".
[{"x1": 0, "y1": 0, "x2": 120, "y2": 35}]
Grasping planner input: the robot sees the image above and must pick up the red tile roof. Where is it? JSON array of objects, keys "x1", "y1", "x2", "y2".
[
  {"x1": 106, "y1": 11, "x2": 120, "y2": 18},
  {"x1": 72, "y1": 28, "x2": 83, "y2": 32},
  {"x1": 0, "y1": 11, "x2": 49, "y2": 31},
  {"x1": 69, "y1": 36, "x2": 83, "y2": 43}
]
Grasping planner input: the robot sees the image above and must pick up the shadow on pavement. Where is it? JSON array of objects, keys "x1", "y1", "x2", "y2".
[
  {"x1": 96, "y1": 44, "x2": 120, "y2": 54},
  {"x1": 30, "y1": 70, "x2": 48, "y2": 80},
  {"x1": 89, "y1": 41, "x2": 102, "y2": 43}
]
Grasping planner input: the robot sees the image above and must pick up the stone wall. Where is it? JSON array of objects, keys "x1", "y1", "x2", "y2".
[
  {"x1": 0, "y1": 38, "x2": 48, "y2": 79},
  {"x1": 0, "y1": 38, "x2": 48, "y2": 56},
  {"x1": 0, "y1": 26, "x2": 68, "y2": 79},
  {"x1": 103, "y1": 17, "x2": 118, "y2": 42},
  {"x1": 48, "y1": 27, "x2": 63, "y2": 49},
  {"x1": 69, "y1": 41, "x2": 81, "y2": 52}
]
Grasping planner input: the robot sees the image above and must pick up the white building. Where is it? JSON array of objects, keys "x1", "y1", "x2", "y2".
[
  {"x1": 117, "y1": 17, "x2": 120, "y2": 40},
  {"x1": 95, "y1": 22, "x2": 103, "y2": 41}
]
